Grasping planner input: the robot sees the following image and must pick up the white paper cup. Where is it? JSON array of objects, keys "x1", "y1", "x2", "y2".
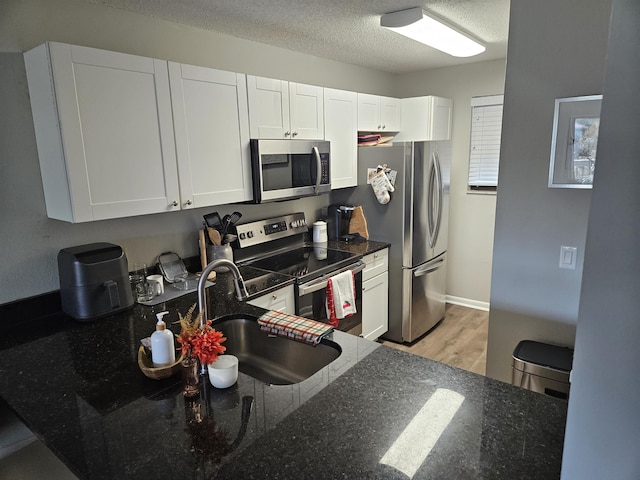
[{"x1": 207, "y1": 355, "x2": 239, "y2": 389}]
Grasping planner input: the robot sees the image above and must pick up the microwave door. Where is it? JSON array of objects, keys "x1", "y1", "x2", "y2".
[{"x1": 291, "y1": 150, "x2": 315, "y2": 188}]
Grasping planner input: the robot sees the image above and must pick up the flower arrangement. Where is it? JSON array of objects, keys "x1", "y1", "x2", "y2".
[{"x1": 176, "y1": 304, "x2": 227, "y2": 365}]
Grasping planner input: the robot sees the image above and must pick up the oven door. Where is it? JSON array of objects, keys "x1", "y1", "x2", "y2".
[{"x1": 296, "y1": 261, "x2": 365, "y2": 336}]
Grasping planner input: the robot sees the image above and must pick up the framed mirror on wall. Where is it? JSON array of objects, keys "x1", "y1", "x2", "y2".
[{"x1": 548, "y1": 95, "x2": 602, "y2": 188}]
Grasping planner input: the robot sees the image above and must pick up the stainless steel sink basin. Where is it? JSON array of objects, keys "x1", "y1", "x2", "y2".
[{"x1": 212, "y1": 314, "x2": 341, "y2": 385}]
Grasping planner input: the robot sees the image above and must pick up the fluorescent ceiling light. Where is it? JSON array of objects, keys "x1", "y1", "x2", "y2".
[{"x1": 381, "y1": 7, "x2": 486, "y2": 57}]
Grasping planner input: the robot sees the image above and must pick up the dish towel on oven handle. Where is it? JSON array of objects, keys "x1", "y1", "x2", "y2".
[
  {"x1": 326, "y1": 269, "x2": 357, "y2": 328},
  {"x1": 257, "y1": 310, "x2": 334, "y2": 345}
]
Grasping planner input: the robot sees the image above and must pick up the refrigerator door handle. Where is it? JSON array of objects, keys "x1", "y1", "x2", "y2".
[
  {"x1": 413, "y1": 256, "x2": 445, "y2": 277},
  {"x1": 427, "y1": 151, "x2": 443, "y2": 249}
]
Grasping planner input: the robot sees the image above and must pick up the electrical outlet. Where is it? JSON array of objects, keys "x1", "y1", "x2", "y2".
[{"x1": 559, "y1": 246, "x2": 577, "y2": 269}]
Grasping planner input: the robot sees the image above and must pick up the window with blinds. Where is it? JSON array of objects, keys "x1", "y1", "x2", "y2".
[{"x1": 468, "y1": 95, "x2": 504, "y2": 191}]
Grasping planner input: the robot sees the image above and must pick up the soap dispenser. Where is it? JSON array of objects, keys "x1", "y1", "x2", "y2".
[{"x1": 151, "y1": 311, "x2": 176, "y2": 366}]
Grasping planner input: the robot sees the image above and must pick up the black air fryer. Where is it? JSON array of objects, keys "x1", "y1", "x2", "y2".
[{"x1": 58, "y1": 242, "x2": 134, "y2": 321}]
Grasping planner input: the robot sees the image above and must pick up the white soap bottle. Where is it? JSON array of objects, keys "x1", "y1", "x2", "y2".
[{"x1": 151, "y1": 311, "x2": 176, "y2": 366}]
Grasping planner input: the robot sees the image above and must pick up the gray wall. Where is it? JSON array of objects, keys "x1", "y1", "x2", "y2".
[
  {"x1": 562, "y1": 0, "x2": 640, "y2": 476},
  {"x1": 0, "y1": 0, "x2": 396, "y2": 304},
  {"x1": 486, "y1": 0, "x2": 612, "y2": 381}
]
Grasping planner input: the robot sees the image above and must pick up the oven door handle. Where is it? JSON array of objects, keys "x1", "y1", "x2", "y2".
[{"x1": 297, "y1": 260, "x2": 365, "y2": 296}]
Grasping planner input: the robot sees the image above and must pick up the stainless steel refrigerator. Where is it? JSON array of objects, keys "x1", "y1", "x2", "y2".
[{"x1": 334, "y1": 141, "x2": 450, "y2": 343}]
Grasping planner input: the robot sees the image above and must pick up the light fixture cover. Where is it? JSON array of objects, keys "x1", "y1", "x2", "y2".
[{"x1": 381, "y1": 7, "x2": 485, "y2": 57}]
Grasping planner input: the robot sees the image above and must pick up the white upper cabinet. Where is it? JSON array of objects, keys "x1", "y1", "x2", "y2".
[
  {"x1": 168, "y1": 63, "x2": 252, "y2": 206},
  {"x1": 25, "y1": 42, "x2": 181, "y2": 223},
  {"x1": 324, "y1": 88, "x2": 358, "y2": 189},
  {"x1": 394, "y1": 96, "x2": 453, "y2": 142},
  {"x1": 357, "y1": 93, "x2": 401, "y2": 132},
  {"x1": 247, "y1": 75, "x2": 324, "y2": 139}
]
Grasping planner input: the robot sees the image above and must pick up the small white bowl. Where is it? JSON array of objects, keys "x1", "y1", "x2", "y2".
[{"x1": 207, "y1": 355, "x2": 239, "y2": 389}]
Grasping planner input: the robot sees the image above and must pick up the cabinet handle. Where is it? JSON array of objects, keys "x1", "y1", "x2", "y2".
[
  {"x1": 377, "y1": 125, "x2": 382, "y2": 129},
  {"x1": 185, "y1": 200, "x2": 192, "y2": 206},
  {"x1": 292, "y1": 131, "x2": 298, "y2": 137},
  {"x1": 171, "y1": 201, "x2": 178, "y2": 207},
  {"x1": 382, "y1": 125, "x2": 386, "y2": 130},
  {"x1": 272, "y1": 295, "x2": 277, "y2": 300},
  {"x1": 284, "y1": 131, "x2": 291, "y2": 137}
]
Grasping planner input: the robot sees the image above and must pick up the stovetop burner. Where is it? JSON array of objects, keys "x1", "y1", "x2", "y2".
[{"x1": 246, "y1": 246, "x2": 358, "y2": 283}]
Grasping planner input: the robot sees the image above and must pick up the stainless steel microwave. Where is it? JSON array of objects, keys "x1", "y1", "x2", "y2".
[{"x1": 249, "y1": 139, "x2": 331, "y2": 203}]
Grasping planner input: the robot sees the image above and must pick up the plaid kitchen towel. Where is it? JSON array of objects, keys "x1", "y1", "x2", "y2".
[{"x1": 258, "y1": 310, "x2": 334, "y2": 345}]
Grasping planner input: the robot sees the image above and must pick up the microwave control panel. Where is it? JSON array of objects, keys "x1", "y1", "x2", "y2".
[{"x1": 235, "y1": 213, "x2": 308, "y2": 249}]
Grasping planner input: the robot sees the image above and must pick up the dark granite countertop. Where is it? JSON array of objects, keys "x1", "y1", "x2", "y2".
[
  {"x1": 322, "y1": 238, "x2": 390, "y2": 256},
  {"x1": 0, "y1": 267, "x2": 566, "y2": 479}
]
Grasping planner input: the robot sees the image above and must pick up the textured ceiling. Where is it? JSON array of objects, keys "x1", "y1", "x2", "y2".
[{"x1": 86, "y1": 0, "x2": 510, "y2": 73}]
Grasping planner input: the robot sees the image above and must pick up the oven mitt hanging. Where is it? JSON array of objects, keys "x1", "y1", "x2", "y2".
[{"x1": 370, "y1": 167, "x2": 395, "y2": 204}]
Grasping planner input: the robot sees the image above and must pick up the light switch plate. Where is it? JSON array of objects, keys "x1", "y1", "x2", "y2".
[{"x1": 559, "y1": 246, "x2": 577, "y2": 269}]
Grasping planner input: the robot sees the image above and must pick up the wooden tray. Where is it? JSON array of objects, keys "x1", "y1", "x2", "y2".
[{"x1": 137, "y1": 346, "x2": 184, "y2": 380}]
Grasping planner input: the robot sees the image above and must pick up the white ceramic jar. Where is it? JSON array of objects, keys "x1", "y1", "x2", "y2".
[{"x1": 313, "y1": 220, "x2": 328, "y2": 243}]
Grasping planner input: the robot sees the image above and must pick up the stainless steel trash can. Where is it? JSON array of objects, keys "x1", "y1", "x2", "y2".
[{"x1": 512, "y1": 340, "x2": 573, "y2": 400}]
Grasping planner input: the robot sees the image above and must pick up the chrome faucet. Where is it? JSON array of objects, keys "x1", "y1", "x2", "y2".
[{"x1": 197, "y1": 259, "x2": 249, "y2": 328}]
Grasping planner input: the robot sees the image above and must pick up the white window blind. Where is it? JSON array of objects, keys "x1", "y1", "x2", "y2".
[{"x1": 468, "y1": 95, "x2": 504, "y2": 188}]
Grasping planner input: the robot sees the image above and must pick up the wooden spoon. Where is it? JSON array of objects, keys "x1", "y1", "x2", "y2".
[
  {"x1": 207, "y1": 227, "x2": 222, "y2": 246},
  {"x1": 198, "y1": 229, "x2": 208, "y2": 271}
]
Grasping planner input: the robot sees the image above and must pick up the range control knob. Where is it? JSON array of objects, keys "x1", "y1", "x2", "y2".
[
  {"x1": 247, "y1": 231, "x2": 254, "y2": 238},
  {"x1": 239, "y1": 233, "x2": 246, "y2": 240}
]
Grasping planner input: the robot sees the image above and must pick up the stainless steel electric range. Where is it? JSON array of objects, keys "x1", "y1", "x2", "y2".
[{"x1": 234, "y1": 213, "x2": 365, "y2": 335}]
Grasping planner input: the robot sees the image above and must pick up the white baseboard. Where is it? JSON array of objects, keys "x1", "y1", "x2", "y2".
[{"x1": 446, "y1": 295, "x2": 490, "y2": 312}]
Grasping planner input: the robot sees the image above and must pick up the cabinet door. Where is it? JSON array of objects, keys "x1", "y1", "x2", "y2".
[
  {"x1": 395, "y1": 96, "x2": 453, "y2": 142},
  {"x1": 362, "y1": 272, "x2": 389, "y2": 340},
  {"x1": 25, "y1": 42, "x2": 180, "y2": 222},
  {"x1": 289, "y1": 82, "x2": 324, "y2": 139},
  {"x1": 169, "y1": 63, "x2": 252, "y2": 206},
  {"x1": 357, "y1": 93, "x2": 380, "y2": 131},
  {"x1": 379, "y1": 96, "x2": 401, "y2": 131},
  {"x1": 247, "y1": 285, "x2": 295, "y2": 314},
  {"x1": 247, "y1": 76, "x2": 290, "y2": 139},
  {"x1": 429, "y1": 96, "x2": 453, "y2": 141},
  {"x1": 362, "y1": 249, "x2": 389, "y2": 281},
  {"x1": 324, "y1": 88, "x2": 357, "y2": 189}
]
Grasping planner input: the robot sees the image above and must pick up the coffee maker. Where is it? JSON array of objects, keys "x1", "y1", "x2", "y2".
[{"x1": 327, "y1": 204, "x2": 355, "y2": 241}]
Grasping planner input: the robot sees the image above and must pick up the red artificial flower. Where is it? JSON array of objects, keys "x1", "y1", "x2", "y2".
[{"x1": 176, "y1": 305, "x2": 227, "y2": 365}]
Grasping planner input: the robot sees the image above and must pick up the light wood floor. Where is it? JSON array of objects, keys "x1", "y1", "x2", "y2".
[{"x1": 380, "y1": 304, "x2": 489, "y2": 376}]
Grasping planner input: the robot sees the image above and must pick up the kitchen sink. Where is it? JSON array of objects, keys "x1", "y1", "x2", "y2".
[{"x1": 211, "y1": 314, "x2": 342, "y2": 385}]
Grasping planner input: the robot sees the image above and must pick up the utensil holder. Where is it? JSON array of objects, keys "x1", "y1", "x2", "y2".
[{"x1": 206, "y1": 244, "x2": 233, "y2": 272}]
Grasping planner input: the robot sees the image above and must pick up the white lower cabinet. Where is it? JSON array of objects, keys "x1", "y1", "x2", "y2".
[
  {"x1": 361, "y1": 249, "x2": 389, "y2": 340},
  {"x1": 248, "y1": 285, "x2": 295, "y2": 314}
]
